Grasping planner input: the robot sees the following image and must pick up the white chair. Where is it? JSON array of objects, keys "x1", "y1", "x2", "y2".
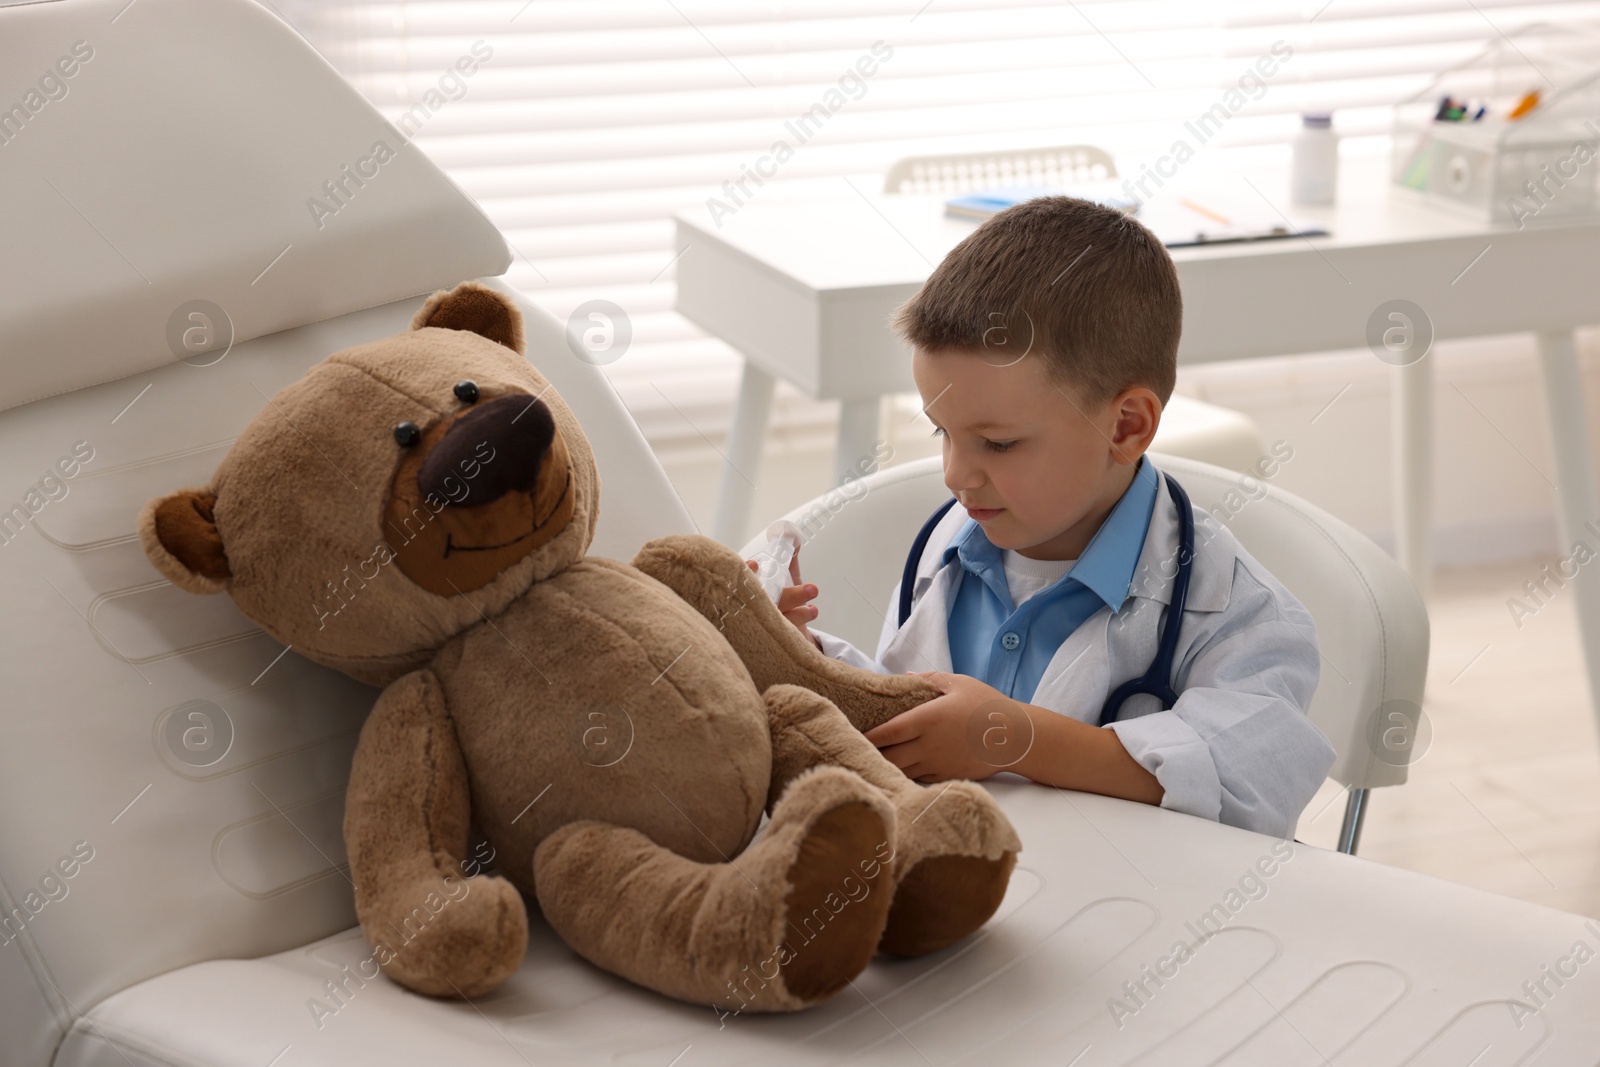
[
  {"x1": 883, "y1": 148, "x2": 1267, "y2": 473},
  {"x1": 740, "y1": 454, "x2": 1431, "y2": 855},
  {"x1": 1150, "y1": 394, "x2": 1270, "y2": 474},
  {"x1": 883, "y1": 145, "x2": 1118, "y2": 195}
]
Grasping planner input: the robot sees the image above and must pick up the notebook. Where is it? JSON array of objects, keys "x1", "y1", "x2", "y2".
[
  {"x1": 944, "y1": 185, "x2": 1140, "y2": 220},
  {"x1": 944, "y1": 185, "x2": 1329, "y2": 248}
]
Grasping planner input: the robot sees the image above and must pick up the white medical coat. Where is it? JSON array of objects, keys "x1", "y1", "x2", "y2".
[{"x1": 812, "y1": 465, "x2": 1337, "y2": 839}]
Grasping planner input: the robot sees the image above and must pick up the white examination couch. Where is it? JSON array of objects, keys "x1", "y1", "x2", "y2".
[{"x1": 4, "y1": 1, "x2": 1600, "y2": 1064}]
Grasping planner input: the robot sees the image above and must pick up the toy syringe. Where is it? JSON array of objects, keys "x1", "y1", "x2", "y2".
[{"x1": 752, "y1": 520, "x2": 803, "y2": 602}]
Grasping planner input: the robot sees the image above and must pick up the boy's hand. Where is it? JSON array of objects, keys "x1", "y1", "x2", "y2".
[
  {"x1": 745, "y1": 549, "x2": 822, "y2": 651},
  {"x1": 865, "y1": 671, "x2": 1030, "y2": 783}
]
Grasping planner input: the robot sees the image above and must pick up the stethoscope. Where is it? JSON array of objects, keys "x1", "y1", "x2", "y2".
[{"x1": 897, "y1": 471, "x2": 1195, "y2": 728}]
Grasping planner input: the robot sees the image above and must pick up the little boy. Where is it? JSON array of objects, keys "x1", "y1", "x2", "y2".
[{"x1": 758, "y1": 196, "x2": 1335, "y2": 840}]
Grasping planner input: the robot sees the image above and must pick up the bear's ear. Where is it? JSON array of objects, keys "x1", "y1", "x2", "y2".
[
  {"x1": 410, "y1": 281, "x2": 525, "y2": 355},
  {"x1": 137, "y1": 488, "x2": 231, "y2": 595}
]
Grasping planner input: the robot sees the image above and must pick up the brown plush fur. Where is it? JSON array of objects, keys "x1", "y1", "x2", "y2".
[
  {"x1": 137, "y1": 487, "x2": 229, "y2": 594},
  {"x1": 411, "y1": 280, "x2": 526, "y2": 355},
  {"x1": 139, "y1": 281, "x2": 1021, "y2": 1010}
]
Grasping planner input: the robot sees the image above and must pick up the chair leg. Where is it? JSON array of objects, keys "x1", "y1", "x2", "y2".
[{"x1": 1337, "y1": 788, "x2": 1369, "y2": 855}]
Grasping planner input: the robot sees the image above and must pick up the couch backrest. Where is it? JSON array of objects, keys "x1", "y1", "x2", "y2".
[{"x1": 0, "y1": 0, "x2": 507, "y2": 412}]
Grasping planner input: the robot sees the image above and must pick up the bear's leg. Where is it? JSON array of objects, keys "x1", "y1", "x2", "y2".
[
  {"x1": 345, "y1": 670, "x2": 529, "y2": 998},
  {"x1": 534, "y1": 765, "x2": 894, "y2": 1012},
  {"x1": 763, "y1": 683, "x2": 1020, "y2": 958},
  {"x1": 631, "y1": 533, "x2": 937, "y2": 732}
]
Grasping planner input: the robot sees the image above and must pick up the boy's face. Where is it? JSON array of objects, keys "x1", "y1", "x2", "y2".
[{"x1": 912, "y1": 347, "x2": 1159, "y2": 561}]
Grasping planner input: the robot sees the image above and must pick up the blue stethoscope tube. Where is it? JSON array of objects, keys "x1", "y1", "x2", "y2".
[{"x1": 896, "y1": 471, "x2": 1195, "y2": 727}]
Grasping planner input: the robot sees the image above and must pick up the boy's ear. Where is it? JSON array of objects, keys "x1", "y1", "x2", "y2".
[
  {"x1": 410, "y1": 280, "x2": 525, "y2": 355},
  {"x1": 138, "y1": 488, "x2": 231, "y2": 595}
]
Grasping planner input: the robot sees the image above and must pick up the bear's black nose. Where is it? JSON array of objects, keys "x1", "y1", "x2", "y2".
[{"x1": 417, "y1": 393, "x2": 554, "y2": 506}]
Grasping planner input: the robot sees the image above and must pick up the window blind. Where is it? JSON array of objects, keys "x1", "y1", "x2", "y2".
[{"x1": 282, "y1": 0, "x2": 1600, "y2": 445}]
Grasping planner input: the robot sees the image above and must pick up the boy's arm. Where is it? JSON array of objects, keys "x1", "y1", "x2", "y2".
[
  {"x1": 1010, "y1": 713, "x2": 1164, "y2": 804},
  {"x1": 1094, "y1": 562, "x2": 1335, "y2": 838}
]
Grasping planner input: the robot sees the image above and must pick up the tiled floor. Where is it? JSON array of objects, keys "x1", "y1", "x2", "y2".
[{"x1": 1294, "y1": 557, "x2": 1600, "y2": 920}]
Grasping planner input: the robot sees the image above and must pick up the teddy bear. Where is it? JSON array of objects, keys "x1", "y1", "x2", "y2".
[{"x1": 137, "y1": 281, "x2": 1020, "y2": 1010}]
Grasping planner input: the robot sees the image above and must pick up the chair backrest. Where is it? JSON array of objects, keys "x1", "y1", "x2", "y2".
[
  {"x1": 742, "y1": 454, "x2": 1429, "y2": 798},
  {"x1": 883, "y1": 145, "x2": 1117, "y2": 194},
  {"x1": 0, "y1": 1, "x2": 695, "y2": 1062}
]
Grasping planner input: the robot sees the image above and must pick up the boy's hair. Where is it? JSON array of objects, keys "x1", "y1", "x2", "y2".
[{"x1": 891, "y1": 196, "x2": 1181, "y2": 408}]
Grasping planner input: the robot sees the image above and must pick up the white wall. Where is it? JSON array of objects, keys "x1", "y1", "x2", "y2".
[{"x1": 1185, "y1": 330, "x2": 1600, "y2": 567}]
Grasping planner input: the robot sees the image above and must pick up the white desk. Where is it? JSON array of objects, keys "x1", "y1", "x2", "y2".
[
  {"x1": 674, "y1": 158, "x2": 1600, "y2": 728},
  {"x1": 66, "y1": 784, "x2": 1600, "y2": 1065}
]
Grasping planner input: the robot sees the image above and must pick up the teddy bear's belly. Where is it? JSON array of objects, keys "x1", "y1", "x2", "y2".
[{"x1": 438, "y1": 560, "x2": 773, "y2": 894}]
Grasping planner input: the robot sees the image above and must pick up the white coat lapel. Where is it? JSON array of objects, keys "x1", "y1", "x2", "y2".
[
  {"x1": 1128, "y1": 465, "x2": 1234, "y2": 613},
  {"x1": 1027, "y1": 607, "x2": 1114, "y2": 723},
  {"x1": 881, "y1": 564, "x2": 955, "y2": 674},
  {"x1": 879, "y1": 500, "x2": 969, "y2": 675},
  {"x1": 1026, "y1": 464, "x2": 1235, "y2": 723}
]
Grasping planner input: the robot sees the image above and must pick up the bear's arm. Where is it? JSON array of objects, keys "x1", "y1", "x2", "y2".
[
  {"x1": 344, "y1": 668, "x2": 528, "y2": 998},
  {"x1": 628, "y1": 534, "x2": 939, "y2": 732}
]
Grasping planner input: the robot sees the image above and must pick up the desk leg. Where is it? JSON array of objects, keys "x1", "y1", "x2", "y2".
[
  {"x1": 1393, "y1": 355, "x2": 1435, "y2": 602},
  {"x1": 834, "y1": 397, "x2": 882, "y2": 488},
  {"x1": 712, "y1": 360, "x2": 775, "y2": 547},
  {"x1": 1535, "y1": 329, "x2": 1600, "y2": 728}
]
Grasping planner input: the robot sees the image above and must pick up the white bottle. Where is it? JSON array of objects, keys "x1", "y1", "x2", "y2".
[{"x1": 1291, "y1": 113, "x2": 1338, "y2": 205}]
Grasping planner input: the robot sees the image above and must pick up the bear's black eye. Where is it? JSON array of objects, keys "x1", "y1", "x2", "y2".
[
  {"x1": 453, "y1": 380, "x2": 480, "y2": 404},
  {"x1": 394, "y1": 421, "x2": 421, "y2": 448}
]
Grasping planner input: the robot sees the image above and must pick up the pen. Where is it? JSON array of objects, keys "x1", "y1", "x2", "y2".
[{"x1": 1178, "y1": 198, "x2": 1230, "y2": 225}]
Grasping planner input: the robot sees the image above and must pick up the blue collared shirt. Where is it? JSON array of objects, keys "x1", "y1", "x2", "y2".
[{"x1": 945, "y1": 456, "x2": 1160, "y2": 704}]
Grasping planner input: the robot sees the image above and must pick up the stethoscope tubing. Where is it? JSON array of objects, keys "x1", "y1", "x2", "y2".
[{"x1": 1097, "y1": 471, "x2": 1194, "y2": 726}]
